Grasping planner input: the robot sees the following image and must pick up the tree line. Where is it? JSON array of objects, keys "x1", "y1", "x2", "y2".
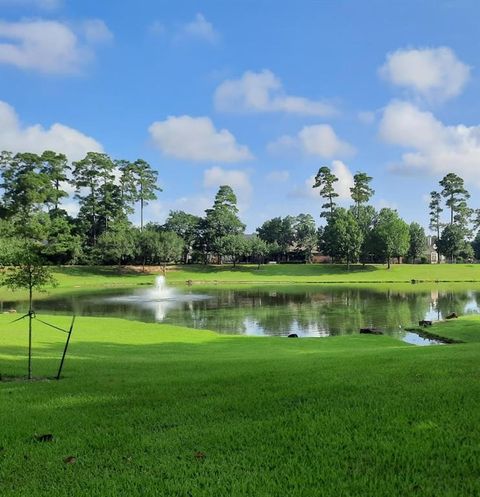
[{"x1": 0, "y1": 148, "x2": 479, "y2": 268}]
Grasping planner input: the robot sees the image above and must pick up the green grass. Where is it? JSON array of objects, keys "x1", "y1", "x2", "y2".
[
  {"x1": 2, "y1": 263, "x2": 480, "y2": 301},
  {"x1": 165, "y1": 262, "x2": 480, "y2": 284},
  {"x1": 1, "y1": 313, "x2": 479, "y2": 496}
]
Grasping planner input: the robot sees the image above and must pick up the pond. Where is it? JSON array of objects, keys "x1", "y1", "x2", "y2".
[{"x1": 2, "y1": 278, "x2": 479, "y2": 344}]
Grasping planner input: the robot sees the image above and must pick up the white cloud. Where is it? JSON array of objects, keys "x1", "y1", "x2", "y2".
[
  {"x1": 148, "y1": 20, "x2": 166, "y2": 36},
  {"x1": 268, "y1": 124, "x2": 355, "y2": 159},
  {"x1": 266, "y1": 170, "x2": 290, "y2": 183},
  {"x1": 203, "y1": 166, "x2": 252, "y2": 209},
  {"x1": 176, "y1": 13, "x2": 218, "y2": 43},
  {"x1": 0, "y1": 100, "x2": 103, "y2": 161},
  {"x1": 0, "y1": 18, "x2": 112, "y2": 74},
  {"x1": 149, "y1": 115, "x2": 253, "y2": 163},
  {"x1": 291, "y1": 160, "x2": 354, "y2": 200},
  {"x1": 379, "y1": 100, "x2": 480, "y2": 185},
  {"x1": 82, "y1": 19, "x2": 113, "y2": 44},
  {"x1": 379, "y1": 47, "x2": 470, "y2": 102},
  {"x1": 358, "y1": 111, "x2": 376, "y2": 125},
  {"x1": 214, "y1": 70, "x2": 336, "y2": 116}
]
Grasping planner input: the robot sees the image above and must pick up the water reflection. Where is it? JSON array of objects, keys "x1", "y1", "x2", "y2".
[{"x1": 2, "y1": 285, "x2": 480, "y2": 337}]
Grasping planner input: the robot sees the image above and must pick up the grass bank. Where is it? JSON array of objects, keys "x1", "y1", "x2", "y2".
[
  {"x1": 0, "y1": 314, "x2": 479, "y2": 496},
  {"x1": 2, "y1": 263, "x2": 480, "y2": 301}
]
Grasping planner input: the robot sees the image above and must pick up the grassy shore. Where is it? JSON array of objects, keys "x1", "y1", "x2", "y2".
[
  {"x1": 1, "y1": 313, "x2": 479, "y2": 496},
  {"x1": 2, "y1": 263, "x2": 480, "y2": 301}
]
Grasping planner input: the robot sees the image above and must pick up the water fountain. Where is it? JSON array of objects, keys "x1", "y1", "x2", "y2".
[{"x1": 106, "y1": 275, "x2": 210, "y2": 322}]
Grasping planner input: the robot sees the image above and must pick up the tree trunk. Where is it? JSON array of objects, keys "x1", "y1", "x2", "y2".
[
  {"x1": 28, "y1": 282, "x2": 33, "y2": 380},
  {"x1": 387, "y1": 257, "x2": 391, "y2": 269}
]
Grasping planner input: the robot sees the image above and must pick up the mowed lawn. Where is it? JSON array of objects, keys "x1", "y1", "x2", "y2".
[
  {"x1": 2, "y1": 263, "x2": 480, "y2": 301},
  {"x1": 0, "y1": 314, "x2": 479, "y2": 496}
]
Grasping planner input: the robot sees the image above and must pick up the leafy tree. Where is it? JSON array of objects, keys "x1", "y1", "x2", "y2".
[
  {"x1": 257, "y1": 216, "x2": 295, "y2": 261},
  {"x1": 407, "y1": 222, "x2": 427, "y2": 263},
  {"x1": 0, "y1": 152, "x2": 49, "y2": 220},
  {"x1": 350, "y1": 172, "x2": 374, "y2": 219},
  {"x1": 41, "y1": 214, "x2": 82, "y2": 264},
  {"x1": 312, "y1": 166, "x2": 338, "y2": 218},
  {"x1": 204, "y1": 186, "x2": 245, "y2": 263},
  {"x1": 120, "y1": 159, "x2": 161, "y2": 230},
  {"x1": 471, "y1": 232, "x2": 480, "y2": 260},
  {"x1": 1, "y1": 246, "x2": 56, "y2": 379},
  {"x1": 95, "y1": 221, "x2": 136, "y2": 266},
  {"x1": 349, "y1": 205, "x2": 377, "y2": 264},
  {"x1": 439, "y1": 173, "x2": 470, "y2": 226},
  {"x1": 293, "y1": 214, "x2": 317, "y2": 262},
  {"x1": 437, "y1": 224, "x2": 467, "y2": 263},
  {"x1": 220, "y1": 234, "x2": 248, "y2": 267},
  {"x1": 429, "y1": 191, "x2": 443, "y2": 263},
  {"x1": 372, "y1": 208, "x2": 410, "y2": 269},
  {"x1": 163, "y1": 210, "x2": 202, "y2": 263},
  {"x1": 39, "y1": 150, "x2": 69, "y2": 214},
  {"x1": 322, "y1": 208, "x2": 363, "y2": 269},
  {"x1": 73, "y1": 152, "x2": 113, "y2": 246},
  {"x1": 247, "y1": 236, "x2": 269, "y2": 268}
]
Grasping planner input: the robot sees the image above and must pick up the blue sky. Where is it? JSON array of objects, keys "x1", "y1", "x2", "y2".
[{"x1": 0, "y1": 0, "x2": 479, "y2": 231}]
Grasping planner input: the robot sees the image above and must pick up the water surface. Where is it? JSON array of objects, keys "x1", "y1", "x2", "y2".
[{"x1": 2, "y1": 284, "x2": 478, "y2": 340}]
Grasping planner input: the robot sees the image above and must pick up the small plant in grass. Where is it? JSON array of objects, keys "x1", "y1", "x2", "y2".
[{"x1": 1, "y1": 247, "x2": 56, "y2": 379}]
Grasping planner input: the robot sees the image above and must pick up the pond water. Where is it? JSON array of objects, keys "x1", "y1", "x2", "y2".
[{"x1": 2, "y1": 279, "x2": 479, "y2": 343}]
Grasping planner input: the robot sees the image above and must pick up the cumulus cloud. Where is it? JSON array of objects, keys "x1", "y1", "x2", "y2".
[
  {"x1": 379, "y1": 100, "x2": 480, "y2": 185},
  {"x1": 0, "y1": 100, "x2": 103, "y2": 161},
  {"x1": 149, "y1": 115, "x2": 253, "y2": 163},
  {"x1": 0, "y1": 18, "x2": 112, "y2": 74},
  {"x1": 379, "y1": 47, "x2": 470, "y2": 102},
  {"x1": 215, "y1": 70, "x2": 336, "y2": 116},
  {"x1": 291, "y1": 160, "x2": 354, "y2": 200},
  {"x1": 176, "y1": 13, "x2": 218, "y2": 43},
  {"x1": 266, "y1": 170, "x2": 290, "y2": 183},
  {"x1": 268, "y1": 124, "x2": 355, "y2": 158},
  {"x1": 203, "y1": 166, "x2": 252, "y2": 208},
  {"x1": 358, "y1": 111, "x2": 376, "y2": 125},
  {"x1": 82, "y1": 19, "x2": 114, "y2": 44}
]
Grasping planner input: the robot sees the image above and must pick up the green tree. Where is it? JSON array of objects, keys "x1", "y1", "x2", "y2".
[
  {"x1": 349, "y1": 205, "x2": 377, "y2": 264},
  {"x1": 471, "y1": 232, "x2": 480, "y2": 260},
  {"x1": 293, "y1": 214, "x2": 317, "y2": 263},
  {"x1": 41, "y1": 214, "x2": 82, "y2": 264},
  {"x1": 204, "y1": 186, "x2": 245, "y2": 263},
  {"x1": 72, "y1": 152, "x2": 114, "y2": 246},
  {"x1": 0, "y1": 152, "x2": 49, "y2": 220},
  {"x1": 429, "y1": 191, "x2": 443, "y2": 263},
  {"x1": 372, "y1": 208, "x2": 410, "y2": 269},
  {"x1": 247, "y1": 236, "x2": 269, "y2": 269},
  {"x1": 39, "y1": 150, "x2": 69, "y2": 214},
  {"x1": 257, "y1": 216, "x2": 295, "y2": 261},
  {"x1": 322, "y1": 208, "x2": 363, "y2": 269},
  {"x1": 120, "y1": 159, "x2": 161, "y2": 230},
  {"x1": 437, "y1": 224, "x2": 467, "y2": 263},
  {"x1": 1, "y1": 246, "x2": 56, "y2": 379},
  {"x1": 163, "y1": 210, "x2": 202, "y2": 264},
  {"x1": 439, "y1": 173, "x2": 470, "y2": 226},
  {"x1": 220, "y1": 233, "x2": 248, "y2": 267},
  {"x1": 312, "y1": 166, "x2": 338, "y2": 218},
  {"x1": 407, "y1": 222, "x2": 427, "y2": 263},
  {"x1": 95, "y1": 221, "x2": 136, "y2": 266},
  {"x1": 350, "y1": 172, "x2": 375, "y2": 219}
]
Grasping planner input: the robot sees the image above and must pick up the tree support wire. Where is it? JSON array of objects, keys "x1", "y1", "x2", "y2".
[{"x1": 9, "y1": 313, "x2": 76, "y2": 380}]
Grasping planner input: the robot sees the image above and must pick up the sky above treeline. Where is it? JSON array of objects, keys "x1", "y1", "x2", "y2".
[{"x1": 0, "y1": 0, "x2": 479, "y2": 231}]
